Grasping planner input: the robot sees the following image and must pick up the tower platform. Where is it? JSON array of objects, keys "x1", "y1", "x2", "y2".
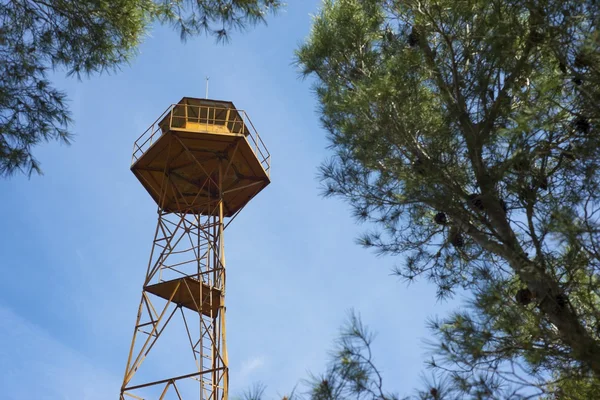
[
  {"x1": 131, "y1": 98, "x2": 271, "y2": 216},
  {"x1": 145, "y1": 277, "x2": 222, "y2": 316}
]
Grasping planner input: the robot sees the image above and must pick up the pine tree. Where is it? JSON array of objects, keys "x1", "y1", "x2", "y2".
[
  {"x1": 296, "y1": 0, "x2": 600, "y2": 397},
  {"x1": 0, "y1": 0, "x2": 281, "y2": 176}
]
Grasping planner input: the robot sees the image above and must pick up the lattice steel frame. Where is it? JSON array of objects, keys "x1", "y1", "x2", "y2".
[{"x1": 121, "y1": 153, "x2": 240, "y2": 400}]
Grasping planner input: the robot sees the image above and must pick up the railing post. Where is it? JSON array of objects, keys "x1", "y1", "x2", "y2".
[{"x1": 171, "y1": 104, "x2": 175, "y2": 131}]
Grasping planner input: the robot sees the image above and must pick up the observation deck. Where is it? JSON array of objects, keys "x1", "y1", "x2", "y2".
[{"x1": 131, "y1": 97, "x2": 270, "y2": 216}]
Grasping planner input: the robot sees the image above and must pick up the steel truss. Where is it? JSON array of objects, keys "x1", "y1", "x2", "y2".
[{"x1": 121, "y1": 157, "x2": 233, "y2": 400}]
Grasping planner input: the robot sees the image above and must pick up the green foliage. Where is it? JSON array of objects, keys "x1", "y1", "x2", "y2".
[
  {"x1": 297, "y1": 0, "x2": 600, "y2": 397},
  {"x1": 235, "y1": 382, "x2": 268, "y2": 400},
  {"x1": 304, "y1": 312, "x2": 398, "y2": 400},
  {"x1": 290, "y1": 313, "x2": 600, "y2": 399},
  {"x1": 0, "y1": 0, "x2": 281, "y2": 177},
  {"x1": 544, "y1": 372, "x2": 600, "y2": 399}
]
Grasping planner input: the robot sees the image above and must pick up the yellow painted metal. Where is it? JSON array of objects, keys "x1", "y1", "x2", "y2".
[
  {"x1": 131, "y1": 98, "x2": 270, "y2": 216},
  {"x1": 120, "y1": 98, "x2": 270, "y2": 400},
  {"x1": 184, "y1": 121, "x2": 231, "y2": 134}
]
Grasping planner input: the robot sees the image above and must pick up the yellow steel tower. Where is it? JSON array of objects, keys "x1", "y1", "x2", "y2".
[{"x1": 120, "y1": 98, "x2": 270, "y2": 400}]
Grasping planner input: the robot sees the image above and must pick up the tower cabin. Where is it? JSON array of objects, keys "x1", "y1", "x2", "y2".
[{"x1": 131, "y1": 97, "x2": 271, "y2": 217}]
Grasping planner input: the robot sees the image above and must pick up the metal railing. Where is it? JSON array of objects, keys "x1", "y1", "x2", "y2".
[{"x1": 132, "y1": 104, "x2": 271, "y2": 177}]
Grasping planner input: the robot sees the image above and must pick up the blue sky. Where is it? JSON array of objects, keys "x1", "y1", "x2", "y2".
[{"x1": 0, "y1": 2, "x2": 459, "y2": 398}]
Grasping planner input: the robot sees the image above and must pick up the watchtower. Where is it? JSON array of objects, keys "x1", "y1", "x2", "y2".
[{"x1": 120, "y1": 97, "x2": 270, "y2": 400}]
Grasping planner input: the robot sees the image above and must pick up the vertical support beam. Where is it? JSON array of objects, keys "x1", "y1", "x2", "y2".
[{"x1": 219, "y1": 164, "x2": 229, "y2": 399}]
